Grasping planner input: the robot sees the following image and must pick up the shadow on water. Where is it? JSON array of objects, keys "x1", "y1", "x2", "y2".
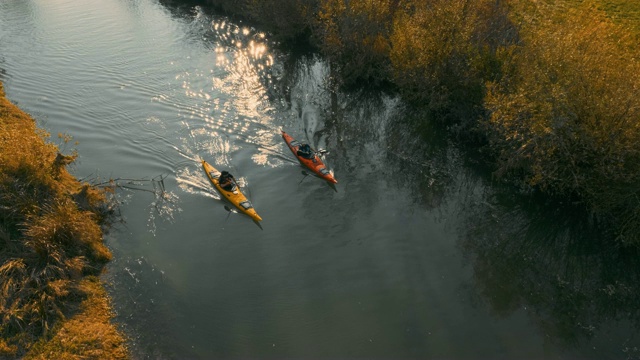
[
  {"x1": 298, "y1": 170, "x2": 337, "y2": 192},
  {"x1": 391, "y1": 106, "x2": 640, "y2": 355},
  {"x1": 0, "y1": 62, "x2": 6, "y2": 81},
  {"x1": 458, "y1": 185, "x2": 640, "y2": 356},
  {"x1": 371, "y1": 81, "x2": 640, "y2": 355},
  {"x1": 288, "y1": 37, "x2": 640, "y2": 355},
  {"x1": 384, "y1": 109, "x2": 459, "y2": 210}
]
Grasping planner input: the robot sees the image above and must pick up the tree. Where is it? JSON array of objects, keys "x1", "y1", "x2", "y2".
[
  {"x1": 389, "y1": 0, "x2": 514, "y2": 126},
  {"x1": 314, "y1": 0, "x2": 396, "y2": 86}
]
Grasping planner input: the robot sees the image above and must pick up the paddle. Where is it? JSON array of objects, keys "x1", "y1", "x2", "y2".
[
  {"x1": 223, "y1": 205, "x2": 233, "y2": 222},
  {"x1": 229, "y1": 164, "x2": 253, "y2": 201},
  {"x1": 298, "y1": 171, "x2": 310, "y2": 185}
]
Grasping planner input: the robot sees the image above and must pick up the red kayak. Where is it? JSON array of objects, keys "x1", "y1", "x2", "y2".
[{"x1": 281, "y1": 130, "x2": 337, "y2": 184}]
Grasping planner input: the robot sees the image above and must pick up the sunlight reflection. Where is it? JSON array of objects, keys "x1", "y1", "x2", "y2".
[{"x1": 175, "y1": 14, "x2": 286, "y2": 198}]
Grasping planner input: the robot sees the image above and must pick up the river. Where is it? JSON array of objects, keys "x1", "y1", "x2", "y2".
[{"x1": 1, "y1": 0, "x2": 639, "y2": 358}]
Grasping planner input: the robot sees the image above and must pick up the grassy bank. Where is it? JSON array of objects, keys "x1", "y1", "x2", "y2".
[
  {"x1": 0, "y1": 82, "x2": 129, "y2": 358},
  {"x1": 200, "y1": 0, "x2": 640, "y2": 245}
]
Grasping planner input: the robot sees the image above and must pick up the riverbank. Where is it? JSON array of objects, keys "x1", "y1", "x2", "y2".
[
  {"x1": 197, "y1": 0, "x2": 640, "y2": 245},
  {"x1": 0, "y1": 82, "x2": 129, "y2": 358}
]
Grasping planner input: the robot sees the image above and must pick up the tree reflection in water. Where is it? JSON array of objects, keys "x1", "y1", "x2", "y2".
[{"x1": 460, "y1": 188, "x2": 640, "y2": 354}]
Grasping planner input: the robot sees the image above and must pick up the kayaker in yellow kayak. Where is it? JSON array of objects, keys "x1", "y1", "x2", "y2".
[
  {"x1": 201, "y1": 160, "x2": 263, "y2": 222},
  {"x1": 218, "y1": 170, "x2": 237, "y2": 192}
]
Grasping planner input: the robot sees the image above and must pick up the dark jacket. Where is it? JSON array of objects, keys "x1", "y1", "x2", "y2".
[
  {"x1": 219, "y1": 172, "x2": 236, "y2": 191},
  {"x1": 297, "y1": 144, "x2": 314, "y2": 159}
]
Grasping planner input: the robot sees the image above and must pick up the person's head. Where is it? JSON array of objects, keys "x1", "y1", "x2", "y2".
[{"x1": 221, "y1": 171, "x2": 229, "y2": 177}]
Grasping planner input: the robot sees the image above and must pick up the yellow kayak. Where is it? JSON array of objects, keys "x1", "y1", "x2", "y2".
[{"x1": 201, "y1": 160, "x2": 262, "y2": 222}]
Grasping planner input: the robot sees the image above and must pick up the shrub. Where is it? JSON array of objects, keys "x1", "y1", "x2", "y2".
[
  {"x1": 484, "y1": 2, "x2": 640, "y2": 243},
  {"x1": 314, "y1": 0, "x2": 396, "y2": 86},
  {"x1": 388, "y1": 0, "x2": 514, "y2": 127}
]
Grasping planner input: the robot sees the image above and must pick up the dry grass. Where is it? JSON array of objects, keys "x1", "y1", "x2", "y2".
[
  {"x1": 0, "y1": 81, "x2": 129, "y2": 358},
  {"x1": 24, "y1": 277, "x2": 128, "y2": 360}
]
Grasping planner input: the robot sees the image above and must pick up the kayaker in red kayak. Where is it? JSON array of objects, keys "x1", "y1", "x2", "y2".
[
  {"x1": 297, "y1": 143, "x2": 315, "y2": 161},
  {"x1": 281, "y1": 130, "x2": 337, "y2": 184}
]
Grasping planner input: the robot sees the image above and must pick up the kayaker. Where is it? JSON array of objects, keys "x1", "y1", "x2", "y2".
[
  {"x1": 297, "y1": 143, "x2": 315, "y2": 160},
  {"x1": 218, "y1": 171, "x2": 237, "y2": 191}
]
